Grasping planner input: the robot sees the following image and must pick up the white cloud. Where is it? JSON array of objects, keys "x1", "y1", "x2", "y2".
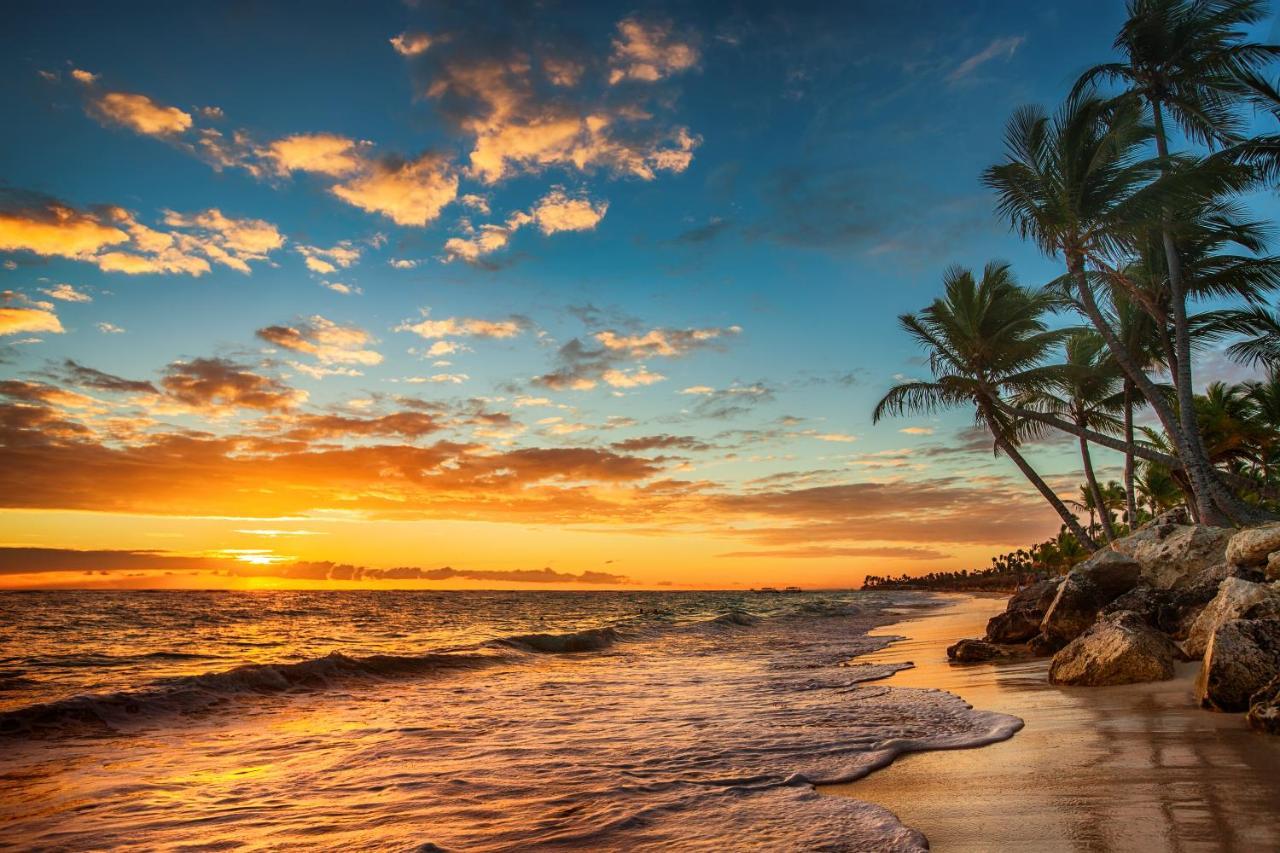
[
  {"x1": 947, "y1": 35, "x2": 1025, "y2": 82},
  {"x1": 40, "y1": 283, "x2": 92, "y2": 303}
]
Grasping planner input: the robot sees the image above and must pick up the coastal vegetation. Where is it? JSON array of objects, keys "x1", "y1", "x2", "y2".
[{"x1": 874, "y1": 0, "x2": 1280, "y2": 555}]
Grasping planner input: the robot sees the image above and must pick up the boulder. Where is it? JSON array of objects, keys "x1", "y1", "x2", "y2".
[
  {"x1": 1226, "y1": 522, "x2": 1280, "y2": 568},
  {"x1": 1247, "y1": 676, "x2": 1280, "y2": 735},
  {"x1": 1101, "y1": 585, "x2": 1171, "y2": 628},
  {"x1": 1183, "y1": 577, "x2": 1280, "y2": 659},
  {"x1": 1127, "y1": 525, "x2": 1231, "y2": 590},
  {"x1": 1027, "y1": 633, "x2": 1056, "y2": 657},
  {"x1": 1012, "y1": 577, "x2": 1063, "y2": 612},
  {"x1": 1268, "y1": 552, "x2": 1280, "y2": 583},
  {"x1": 946, "y1": 639, "x2": 1024, "y2": 663},
  {"x1": 1040, "y1": 551, "x2": 1142, "y2": 648},
  {"x1": 985, "y1": 609, "x2": 1043, "y2": 644},
  {"x1": 1195, "y1": 617, "x2": 1280, "y2": 712},
  {"x1": 1048, "y1": 611, "x2": 1180, "y2": 686},
  {"x1": 985, "y1": 578, "x2": 1062, "y2": 644}
]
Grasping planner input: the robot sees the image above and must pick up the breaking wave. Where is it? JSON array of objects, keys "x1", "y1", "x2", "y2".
[{"x1": 0, "y1": 649, "x2": 503, "y2": 736}]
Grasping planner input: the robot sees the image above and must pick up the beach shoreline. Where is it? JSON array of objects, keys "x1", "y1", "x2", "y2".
[{"x1": 823, "y1": 593, "x2": 1280, "y2": 851}]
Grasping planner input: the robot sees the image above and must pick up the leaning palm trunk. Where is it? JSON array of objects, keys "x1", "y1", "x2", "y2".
[
  {"x1": 977, "y1": 399, "x2": 1099, "y2": 550},
  {"x1": 1079, "y1": 431, "x2": 1116, "y2": 542},
  {"x1": 1123, "y1": 380, "x2": 1139, "y2": 527},
  {"x1": 992, "y1": 426, "x2": 1098, "y2": 551},
  {"x1": 991, "y1": 395, "x2": 1280, "y2": 501}
]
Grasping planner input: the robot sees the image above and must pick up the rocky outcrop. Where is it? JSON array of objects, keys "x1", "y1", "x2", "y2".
[
  {"x1": 1100, "y1": 586, "x2": 1179, "y2": 634},
  {"x1": 1248, "y1": 676, "x2": 1280, "y2": 734},
  {"x1": 1225, "y1": 522, "x2": 1280, "y2": 568},
  {"x1": 1048, "y1": 611, "x2": 1180, "y2": 686},
  {"x1": 1112, "y1": 524, "x2": 1231, "y2": 590},
  {"x1": 1184, "y1": 578, "x2": 1280, "y2": 659},
  {"x1": 1040, "y1": 551, "x2": 1142, "y2": 649},
  {"x1": 985, "y1": 578, "x2": 1061, "y2": 644},
  {"x1": 946, "y1": 638, "x2": 1026, "y2": 663},
  {"x1": 1195, "y1": 617, "x2": 1280, "y2": 712},
  {"x1": 1268, "y1": 552, "x2": 1280, "y2": 583}
]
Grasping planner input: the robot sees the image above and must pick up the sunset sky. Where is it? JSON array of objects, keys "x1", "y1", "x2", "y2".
[{"x1": 3, "y1": 1, "x2": 1273, "y2": 590}]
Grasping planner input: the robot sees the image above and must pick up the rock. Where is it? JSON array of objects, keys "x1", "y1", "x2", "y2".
[
  {"x1": 1011, "y1": 577, "x2": 1062, "y2": 612},
  {"x1": 1040, "y1": 551, "x2": 1142, "y2": 648},
  {"x1": 1101, "y1": 586, "x2": 1185, "y2": 638},
  {"x1": 1245, "y1": 596, "x2": 1280, "y2": 621},
  {"x1": 946, "y1": 638, "x2": 1024, "y2": 663},
  {"x1": 1247, "y1": 676, "x2": 1280, "y2": 734},
  {"x1": 985, "y1": 578, "x2": 1061, "y2": 644},
  {"x1": 1183, "y1": 577, "x2": 1280, "y2": 659},
  {"x1": 1027, "y1": 633, "x2": 1056, "y2": 657},
  {"x1": 1195, "y1": 617, "x2": 1280, "y2": 712},
  {"x1": 1226, "y1": 522, "x2": 1280, "y2": 567},
  {"x1": 1129, "y1": 525, "x2": 1231, "y2": 590},
  {"x1": 985, "y1": 609, "x2": 1043, "y2": 644},
  {"x1": 1048, "y1": 611, "x2": 1180, "y2": 686},
  {"x1": 1268, "y1": 552, "x2": 1280, "y2": 582}
]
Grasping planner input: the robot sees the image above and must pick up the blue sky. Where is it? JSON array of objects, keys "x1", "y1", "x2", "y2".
[{"x1": 1, "y1": 1, "x2": 1275, "y2": 588}]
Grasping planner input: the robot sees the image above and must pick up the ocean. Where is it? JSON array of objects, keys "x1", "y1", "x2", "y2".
[{"x1": 0, "y1": 590, "x2": 1019, "y2": 851}]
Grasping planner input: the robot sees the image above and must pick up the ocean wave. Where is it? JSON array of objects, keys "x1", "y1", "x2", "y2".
[
  {"x1": 498, "y1": 626, "x2": 621, "y2": 653},
  {"x1": 711, "y1": 609, "x2": 761, "y2": 627},
  {"x1": 0, "y1": 649, "x2": 503, "y2": 737}
]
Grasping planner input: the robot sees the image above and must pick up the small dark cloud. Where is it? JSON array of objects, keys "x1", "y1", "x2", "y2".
[
  {"x1": 610, "y1": 434, "x2": 712, "y2": 453},
  {"x1": 55, "y1": 359, "x2": 158, "y2": 394},
  {"x1": 670, "y1": 218, "x2": 733, "y2": 244}
]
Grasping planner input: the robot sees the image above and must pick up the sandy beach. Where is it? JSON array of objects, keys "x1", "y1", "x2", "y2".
[{"x1": 822, "y1": 594, "x2": 1280, "y2": 852}]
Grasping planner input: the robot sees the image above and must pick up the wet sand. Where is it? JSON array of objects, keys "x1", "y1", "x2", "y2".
[{"x1": 822, "y1": 594, "x2": 1280, "y2": 852}]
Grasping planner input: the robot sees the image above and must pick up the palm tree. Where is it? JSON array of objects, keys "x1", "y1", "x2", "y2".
[
  {"x1": 1073, "y1": 0, "x2": 1280, "y2": 522},
  {"x1": 872, "y1": 263, "x2": 1097, "y2": 549},
  {"x1": 983, "y1": 91, "x2": 1265, "y2": 525},
  {"x1": 1200, "y1": 303, "x2": 1280, "y2": 370},
  {"x1": 1136, "y1": 458, "x2": 1185, "y2": 515},
  {"x1": 1024, "y1": 331, "x2": 1126, "y2": 541}
]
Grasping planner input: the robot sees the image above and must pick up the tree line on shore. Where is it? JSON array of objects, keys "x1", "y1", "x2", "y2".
[{"x1": 869, "y1": 0, "x2": 1280, "y2": 595}]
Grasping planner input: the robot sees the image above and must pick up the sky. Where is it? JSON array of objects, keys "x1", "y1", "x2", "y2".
[{"x1": 1, "y1": 0, "x2": 1275, "y2": 591}]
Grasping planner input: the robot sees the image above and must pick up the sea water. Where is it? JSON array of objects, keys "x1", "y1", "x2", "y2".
[{"x1": 0, "y1": 590, "x2": 1019, "y2": 851}]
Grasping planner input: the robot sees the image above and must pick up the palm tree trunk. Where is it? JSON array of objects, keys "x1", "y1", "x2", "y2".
[
  {"x1": 1149, "y1": 102, "x2": 1271, "y2": 526},
  {"x1": 1123, "y1": 380, "x2": 1139, "y2": 527},
  {"x1": 1067, "y1": 255, "x2": 1231, "y2": 525},
  {"x1": 1079, "y1": 428, "x2": 1116, "y2": 543},
  {"x1": 983, "y1": 403, "x2": 1098, "y2": 551}
]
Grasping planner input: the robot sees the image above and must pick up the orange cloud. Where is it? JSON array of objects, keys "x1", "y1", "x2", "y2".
[
  {"x1": 296, "y1": 242, "x2": 361, "y2": 274},
  {"x1": 40, "y1": 283, "x2": 92, "y2": 303},
  {"x1": 256, "y1": 316, "x2": 382, "y2": 367},
  {"x1": 595, "y1": 325, "x2": 741, "y2": 357},
  {"x1": 91, "y1": 92, "x2": 193, "y2": 136},
  {"x1": 0, "y1": 292, "x2": 63, "y2": 336},
  {"x1": 443, "y1": 188, "x2": 608, "y2": 263},
  {"x1": 602, "y1": 367, "x2": 666, "y2": 388},
  {"x1": 396, "y1": 312, "x2": 526, "y2": 339},
  {"x1": 330, "y1": 153, "x2": 459, "y2": 226},
  {"x1": 608, "y1": 18, "x2": 699, "y2": 84},
  {"x1": 530, "y1": 188, "x2": 608, "y2": 234},
  {"x1": 0, "y1": 196, "x2": 129, "y2": 259},
  {"x1": 264, "y1": 133, "x2": 365, "y2": 177},
  {"x1": 0, "y1": 192, "x2": 283, "y2": 277},
  {"x1": 160, "y1": 358, "x2": 307, "y2": 413},
  {"x1": 390, "y1": 31, "x2": 434, "y2": 56},
  {"x1": 425, "y1": 51, "x2": 699, "y2": 184}
]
